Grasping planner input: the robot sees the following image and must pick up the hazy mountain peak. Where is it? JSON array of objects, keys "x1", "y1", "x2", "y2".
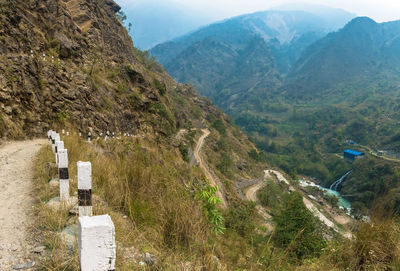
[
  {"x1": 346, "y1": 16, "x2": 378, "y2": 27},
  {"x1": 238, "y1": 10, "x2": 323, "y2": 44},
  {"x1": 272, "y1": 3, "x2": 356, "y2": 31}
]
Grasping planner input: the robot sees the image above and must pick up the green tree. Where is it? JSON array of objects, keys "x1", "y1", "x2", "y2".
[
  {"x1": 211, "y1": 118, "x2": 226, "y2": 135},
  {"x1": 196, "y1": 185, "x2": 225, "y2": 235},
  {"x1": 273, "y1": 192, "x2": 326, "y2": 260},
  {"x1": 116, "y1": 10, "x2": 127, "y2": 23}
]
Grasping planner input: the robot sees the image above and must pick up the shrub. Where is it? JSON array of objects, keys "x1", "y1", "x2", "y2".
[
  {"x1": 257, "y1": 181, "x2": 283, "y2": 211},
  {"x1": 216, "y1": 153, "x2": 233, "y2": 175},
  {"x1": 225, "y1": 201, "x2": 256, "y2": 237},
  {"x1": 273, "y1": 192, "x2": 326, "y2": 260},
  {"x1": 211, "y1": 119, "x2": 226, "y2": 135},
  {"x1": 153, "y1": 78, "x2": 166, "y2": 96},
  {"x1": 196, "y1": 185, "x2": 225, "y2": 235},
  {"x1": 178, "y1": 142, "x2": 189, "y2": 162}
]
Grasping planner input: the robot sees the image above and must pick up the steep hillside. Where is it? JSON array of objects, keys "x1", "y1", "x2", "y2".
[
  {"x1": 166, "y1": 36, "x2": 282, "y2": 113},
  {"x1": 0, "y1": 0, "x2": 276, "y2": 204},
  {"x1": 0, "y1": 0, "x2": 216, "y2": 139}
]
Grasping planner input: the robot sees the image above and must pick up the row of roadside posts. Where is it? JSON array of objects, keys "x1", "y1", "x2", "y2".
[
  {"x1": 47, "y1": 130, "x2": 116, "y2": 271},
  {"x1": 60, "y1": 129, "x2": 144, "y2": 142}
]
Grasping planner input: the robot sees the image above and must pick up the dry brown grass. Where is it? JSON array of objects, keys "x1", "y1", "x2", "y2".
[{"x1": 32, "y1": 131, "x2": 217, "y2": 269}]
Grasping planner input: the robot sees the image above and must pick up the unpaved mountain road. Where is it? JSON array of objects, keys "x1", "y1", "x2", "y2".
[
  {"x1": 244, "y1": 178, "x2": 274, "y2": 231},
  {"x1": 194, "y1": 129, "x2": 228, "y2": 209},
  {"x1": 0, "y1": 139, "x2": 46, "y2": 269}
]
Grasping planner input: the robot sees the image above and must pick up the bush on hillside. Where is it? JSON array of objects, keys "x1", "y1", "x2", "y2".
[
  {"x1": 225, "y1": 201, "x2": 257, "y2": 238},
  {"x1": 273, "y1": 191, "x2": 326, "y2": 260}
]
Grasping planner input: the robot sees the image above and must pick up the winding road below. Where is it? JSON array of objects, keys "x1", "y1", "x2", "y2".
[
  {"x1": 0, "y1": 139, "x2": 46, "y2": 268},
  {"x1": 194, "y1": 129, "x2": 228, "y2": 209},
  {"x1": 244, "y1": 176, "x2": 274, "y2": 231},
  {"x1": 244, "y1": 169, "x2": 352, "y2": 238}
]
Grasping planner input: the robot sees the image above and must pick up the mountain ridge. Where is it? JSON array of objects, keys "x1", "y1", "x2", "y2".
[{"x1": 150, "y1": 7, "x2": 355, "y2": 108}]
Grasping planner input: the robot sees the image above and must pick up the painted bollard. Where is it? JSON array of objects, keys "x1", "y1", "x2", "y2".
[
  {"x1": 52, "y1": 132, "x2": 60, "y2": 152},
  {"x1": 58, "y1": 149, "x2": 70, "y2": 201},
  {"x1": 55, "y1": 141, "x2": 64, "y2": 165},
  {"x1": 88, "y1": 132, "x2": 92, "y2": 142},
  {"x1": 78, "y1": 215, "x2": 116, "y2": 271},
  {"x1": 47, "y1": 130, "x2": 53, "y2": 141},
  {"x1": 78, "y1": 161, "x2": 92, "y2": 217}
]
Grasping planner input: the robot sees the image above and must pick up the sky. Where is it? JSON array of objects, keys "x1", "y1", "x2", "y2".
[{"x1": 118, "y1": 0, "x2": 400, "y2": 23}]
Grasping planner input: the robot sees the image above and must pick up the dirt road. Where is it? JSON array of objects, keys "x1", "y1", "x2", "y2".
[
  {"x1": 0, "y1": 139, "x2": 46, "y2": 268},
  {"x1": 194, "y1": 129, "x2": 228, "y2": 208},
  {"x1": 244, "y1": 177, "x2": 274, "y2": 231}
]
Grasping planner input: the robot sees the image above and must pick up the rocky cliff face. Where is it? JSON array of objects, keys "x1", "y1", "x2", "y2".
[{"x1": 0, "y1": 0, "x2": 209, "y2": 138}]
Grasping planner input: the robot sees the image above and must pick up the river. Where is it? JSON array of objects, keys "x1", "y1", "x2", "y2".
[{"x1": 298, "y1": 179, "x2": 352, "y2": 215}]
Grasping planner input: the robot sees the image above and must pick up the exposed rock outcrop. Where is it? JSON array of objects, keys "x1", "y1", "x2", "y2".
[{"x1": 0, "y1": 0, "x2": 179, "y2": 138}]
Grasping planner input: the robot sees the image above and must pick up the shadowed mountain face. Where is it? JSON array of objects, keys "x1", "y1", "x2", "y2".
[{"x1": 150, "y1": 8, "x2": 354, "y2": 113}]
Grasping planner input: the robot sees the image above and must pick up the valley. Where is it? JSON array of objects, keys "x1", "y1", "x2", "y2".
[{"x1": 151, "y1": 12, "x2": 400, "y2": 217}]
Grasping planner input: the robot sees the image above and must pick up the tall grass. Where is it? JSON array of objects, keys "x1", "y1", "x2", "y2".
[{"x1": 33, "y1": 131, "x2": 216, "y2": 269}]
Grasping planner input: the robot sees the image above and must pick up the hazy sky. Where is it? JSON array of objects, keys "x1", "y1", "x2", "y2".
[{"x1": 119, "y1": 0, "x2": 400, "y2": 23}]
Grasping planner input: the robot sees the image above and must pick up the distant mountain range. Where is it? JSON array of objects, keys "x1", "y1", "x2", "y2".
[{"x1": 150, "y1": 7, "x2": 355, "y2": 112}]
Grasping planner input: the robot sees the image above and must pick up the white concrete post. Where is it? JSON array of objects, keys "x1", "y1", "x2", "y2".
[
  {"x1": 78, "y1": 215, "x2": 116, "y2": 271},
  {"x1": 66, "y1": 131, "x2": 69, "y2": 136},
  {"x1": 79, "y1": 132, "x2": 82, "y2": 137},
  {"x1": 55, "y1": 141, "x2": 64, "y2": 165},
  {"x1": 58, "y1": 149, "x2": 69, "y2": 201},
  {"x1": 112, "y1": 132, "x2": 115, "y2": 138},
  {"x1": 50, "y1": 131, "x2": 56, "y2": 147},
  {"x1": 51, "y1": 132, "x2": 60, "y2": 152},
  {"x1": 88, "y1": 132, "x2": 91, "y2": 142},
  {"x1": 62, "y1": 129, "x2": 65, "y2": 135},
  {"x1": 78, "y1": 161, "x2": 92, "y2": 217},
  {"x1": 47, "y1": 130, "x2": 53, "y2": 141}
]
